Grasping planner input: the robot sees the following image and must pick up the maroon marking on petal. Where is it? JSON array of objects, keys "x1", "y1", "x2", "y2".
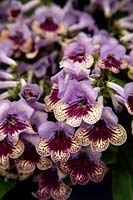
[
  {"x1": 69, "y1": 54, "x2": 86, "y2": 63},
  {"x1": 61, "y1": 153, "x2": 102, "y2": 185},
  {"x1": 39, "y1": 168, "x2": 59, "y2": 189},
  {"x1": 48, "y1": 131, "x2": 71, "y2": 153},
  {"x1": 128, "y1": 96, "x2": 133, "y2": 113},
  {"x1": 49, "y1": 87, "x2": 59, "y2": 105},
  {"x1": 104, "y1": 55, "x2": 121, "y2": 70},
  {"x1": 87, "y1": 120, "x2": 113, "y2": 142},
  {"x1": 21, "y1": 144, "x2": 40, "y2": 164},
  {"x1": 0, "y1": 115, "x2": 27, "y2": 136},
  {"x1": 10, "y1": 9, "x2": 21, "y2": 18},
  {"x1": 9, "y1": 31, "x2": 25, "y2": 46},
  {"x1": 65, "y1": 101, "x2": 90, "y2": 118},
  {"x1": 0, "y1": 141, "x2": 12, "y2": 156},
  {"x1": 40, "y1": 17, "x2": 59, "y2": 32}
]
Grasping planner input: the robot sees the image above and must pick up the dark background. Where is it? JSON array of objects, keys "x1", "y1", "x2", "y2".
[{"x1": 2, "y1": 171, "x2": 112, "y2": 200}]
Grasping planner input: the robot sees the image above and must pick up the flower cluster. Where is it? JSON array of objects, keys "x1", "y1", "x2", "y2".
[{"x1": 0, "y1": 0, "x2": 133, "y2": 199}]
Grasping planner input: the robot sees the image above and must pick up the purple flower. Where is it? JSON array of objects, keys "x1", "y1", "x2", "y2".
[
  {"x1": 7, "y1": 22, "x2": 33, "y2": 54},
  {"x1": 20, "y1": 83, "x2": 41, "y2": 103},
  {"x1": 0, "y1": 140, "x2": 24, "y2": 169},
  {"x1": 32, "y1": 168, "x2": 72, "y2": 200},
  {"x1": 107, "y1": 82, "x2": 133, "y2": 115},
  {"x1": 36, "y1": 121, "x2": 81, "y2": 162},
  {"x1": 58, "y1": 147, "x2": 106, "y2": 185},
  {"x1": 44, "y1": 68, "x2": 90, "y2": 112},
  {"x1": 97, "y1": 43, "x2": 128, "y2": 73},
  {"x1": 75, "y1": 107, "x2": 127, "y2": 152},
  {"x1": 53, "y1": 80, "x2": 103, "y2": 127},
  {"x1": 0, "y1": 40, "x2": 16, "y2": 65},
  {"x1": 15, "y1": 142, "x2": 52, "y2": 173},
  {"x1": 60, "y1": 32, "x2": 94, "y2": 69},
  {"x1": 31, "y1": 4, "x2": 66, "y2": 40},
  {"x1": 0, "y1": 99, "x2": 34, "y2": 145}
]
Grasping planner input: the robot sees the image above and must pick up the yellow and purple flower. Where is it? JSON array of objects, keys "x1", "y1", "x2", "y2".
[
  {"x1": 97, "y1": 43, "x2": 128, "y2": 73},
  {"x1": 75, "y1": 107, "x2": 127, "y2": 152},
  {"x1": 16, "y1": 143, "x2": 52, "y2": 173},
  {"x1": 36, "y1": 121, "x2": 81, "y2": 162},
  {"x1": 53, "y1": 80, "x2": 103, "y2": 127},
  {"x1": 58, "y1": 147, "x2": 106, "y2": 185},
  {"x1": 0, "y1": 99, "x2": 34, "y2": 145},
  {"x1": 32, "y1": 167, "x2": 72, "y2": 200},
  {"x1": 0, "y1": 140, "x2": 24, "y2": 169}
]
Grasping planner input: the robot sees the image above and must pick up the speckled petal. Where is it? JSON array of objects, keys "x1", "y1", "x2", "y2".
[
  {"x1": 70, "y1": 170, "x2": 90, "y2": 185},
  {"x1": 9, "y1": 141, "x2": 25, "y2": 159},
  {"x1": 70, "y1": 137, "x2": 81, "y2": 153},
  {"x1": 37, "y1": 156, "x2": 52, "y2": 170},
  {"x1": 90, "y1": 161, "x2": 106, "y2": 182},
  {"x1": 16, "y1": 160, "x2": 35, "y2": 173},
  {"x1": 75, "y1": 128, "x2": 91, "y2": 146},
  {"x1": 0, "y1": 155, "x2": 9, "y2": 169},
  {"x1": 58, "y1": 162, "x2": 71, "y2": 175},
  {"x1": 44, "y1": 84, "x2": 59, "y2": 112},
  {"x1": 51, "y1": 182, "x2": 72, "y2": 200},
  {"x1": 36, "y1": 139, "x2": 50, "y2": 157},
  {"x1": 53, "y1": 101, "x2": 67, "y2": 122},
  {"x1": 66, "y1": 115, "x2": 82, "y2": 127},
  {"x1": 51, "y1": 150, "x2": 70, "y2": 163},
  {"x1": 91, "y1": 138, "x2": 110, "y2": 152},
  {"x1": 83, "y1": 103, "x2": 103, "y2": 124},
  {"x1": 109, "y1": 124, "x2": 127, "y2": 145}
]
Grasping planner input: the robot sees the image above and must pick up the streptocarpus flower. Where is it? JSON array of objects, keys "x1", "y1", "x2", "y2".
[
  {"x1": 32, "y1": 168, "x2": 72, "y2": 200},
  {"x1": 53, "y1": 80, "x2": 103, "y2": 127},
  {"x1": 58, "y1": 147, "x2": 106, "y2": 185},
  {"x1": 107, "y1": 82, "x2": 133, "y2": 115},
  {"x1": 0, "y1": 99, "x2": 34, "y2": 145},
  {"x1": 20, "y1": 83, "x2": 41, "y2": 103},
  {"x1": 36, "y1": 121, "x2": 81, "y2": 162},
  {"x1": 97, "y1": 43, "x2": 128, "y2": 73},
  {"x1": 32, "y1": 4, "x2": 66, "y2": 40},
  {"x1": 16, "y1": 143, "x2": 52, "y2": 173},
  {"x1": 44, "y1": 84, "x2": 59, "y2": 112},
  {"x1": 60, "y1": 32, "x2": 94, "y2": 69},
  {"x1": 0, "y1": 140, "x2": 24, "y2": 169},
  {"x1": 75, "y1": 107, "x2": 127, "y2": 152},
  {"x1": 44, "y1": 64, "x2": 91, "y2": 112},
  {"x1": 4, "y1": 22, "x2": 33, "y2": 54}
]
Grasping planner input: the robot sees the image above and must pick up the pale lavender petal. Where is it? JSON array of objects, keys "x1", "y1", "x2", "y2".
[
  {"x1": 38, "y1": 121, "x2": 58, "y2": 140},
  {"x1": 124, "y1": 82, "x2": 133, "y2": 99},
  {"x1": 102, "y1": 107, "x2": 118, "y2": 126},
  {"x1": 107, "y1": 82, "x2": 125, "y2": 97}
]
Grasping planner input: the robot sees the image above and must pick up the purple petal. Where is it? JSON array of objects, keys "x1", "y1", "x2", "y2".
[
  {"x1": 102, "y1": 107, "x2": 118, "y2": 126},
  {"x1": 124, "y1": 82, "x2": 133, "y2": 99},
  {"x1": 38, "y1": 121, "x2": 58, "y2": 140}
]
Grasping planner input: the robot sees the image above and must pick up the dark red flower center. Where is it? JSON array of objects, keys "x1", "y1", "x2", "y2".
[
  {"x1": 68, "y1": 48, "x2": 85, "y2": 63},
  {"x1": 9, "y1": 31, "x2": 25, "y2": 46},
  {"x1": 10, "y1": 9, "x2": 21, "y2": 18},
  {"x1": 0, "y1": 115, "x2": 26, "y2": 135},
  {"x1": 65, "y1": 99, "x2": 90, "y2": 118},
  {"x1": 87, "y1": 120, "x2": 113, "y2": 141},
  {"x1": 104, "y1": 55, "x2": 121, "y2": 69},
  {"x1": 49, "y1": 131, "x2": 71, "y2": 152},
  {"x1": 40, "y1": 169, "x2": 59, "y2": 188},
  {"x1": 40, "y1": 17, "x2": 59, "y2": 32},
  {"x1": 0, "y1": 141, "x2": 13, "y2": 156},
  {"x1": 128, "y1": 95, "x2": 133, "y2": 112}
]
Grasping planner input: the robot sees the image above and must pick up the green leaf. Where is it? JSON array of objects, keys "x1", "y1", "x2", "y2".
[
  {"x1": 0, "y1": 177, "x2": 16, "y2": 199},
  {"x1": 112, "y1": 156, "x2": 133, "y2": 200}
]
